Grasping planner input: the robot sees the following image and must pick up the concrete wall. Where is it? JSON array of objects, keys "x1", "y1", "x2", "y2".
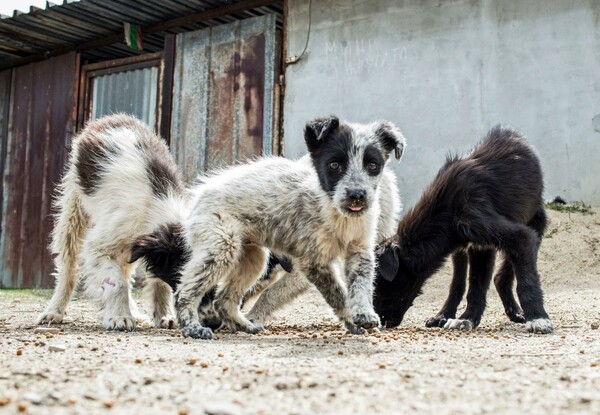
[{"x1": 283, "y1": 0, "x2": 600, "y2": 208}]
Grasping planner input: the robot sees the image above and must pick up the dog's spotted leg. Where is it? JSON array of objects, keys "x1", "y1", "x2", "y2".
[
  {"x1": 346, "y1": 249, "x2": 380, "y2": 330},
  {"x1": 303, "y1": 263, "x2": 362, "y2": 333}
]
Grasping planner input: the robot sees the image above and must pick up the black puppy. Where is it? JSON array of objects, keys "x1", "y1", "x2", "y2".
[
  {"x1": 374, "y1": 126, "x2": 553, "y2": 333},
  {"x1": 130, "y1": 224, "x2": 292, "y2": 330}
]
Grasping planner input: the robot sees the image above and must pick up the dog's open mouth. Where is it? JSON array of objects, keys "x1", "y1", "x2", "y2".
[{"x1": 346, "y1": 201, "x2": 366, "y2": 213}]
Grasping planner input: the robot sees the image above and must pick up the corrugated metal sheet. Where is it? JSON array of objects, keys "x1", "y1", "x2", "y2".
[
  {"x1": 171, "y1": 14, "x2": 276, "y2": 180},
  {"x1": 0, "y1": 53, "x2": 78, "y2": 288},
  {"x1": 91, "y1": 66, "x2": 158, "y2": 127},
  {"x1": 0, "y1": 0, "x2": 283, "y2": 68}
]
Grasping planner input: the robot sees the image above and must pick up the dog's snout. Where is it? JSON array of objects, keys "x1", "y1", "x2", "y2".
[{"x1": 348, "y1": 189, "x2": 366, "y2": 202}]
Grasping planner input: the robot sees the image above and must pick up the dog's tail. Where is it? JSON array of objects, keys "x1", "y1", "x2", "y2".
[
  {"x1": 130, "y1": 223, "x2": 190, "y2": 291},
  {"x1": 39, "y1": 167, "x2": 89, "y2": 323}
]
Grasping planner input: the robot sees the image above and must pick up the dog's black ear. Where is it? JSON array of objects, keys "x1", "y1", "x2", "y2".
[
  {"x1": 130, "y1": 234, "x2": 158, "y2": 264},
  {"x1": 304, "y1": 115, "x2": 340, "y2": 152},
  {"x1": 375, "y1": 122, "x2": 406, "y2": 161},
  {"x1": 376, "y1": 244, "x2": 400, "y2": 282},
  {"x1": 277, "y1": 255, "x2": 294, "y2": 273}
]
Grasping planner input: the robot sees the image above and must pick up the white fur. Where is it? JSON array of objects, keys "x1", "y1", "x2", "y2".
[{"x1": 38, "y1": 115, "x2": 186, "y2": 330}]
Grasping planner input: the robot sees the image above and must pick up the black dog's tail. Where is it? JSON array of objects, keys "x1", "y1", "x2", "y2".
[{"x1": 130, "y1": 223, "x2": 190, "y2": 291}]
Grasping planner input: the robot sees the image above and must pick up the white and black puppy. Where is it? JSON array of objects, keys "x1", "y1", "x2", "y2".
[
  {"x1": 38, "y1": 114, "x2": 187, "y2": 330},
  {"x1": 244, "y1": 164, "x2": 402, "y2": 324},
  {"x1": 135, "y1": 116, "x2": 405, "y2": 339}
]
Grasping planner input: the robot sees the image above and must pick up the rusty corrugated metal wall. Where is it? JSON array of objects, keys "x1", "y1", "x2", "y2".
[
  {"x1": 0, "y1": 53, "x2": 79, "y2": 288},
  {"x1": 170, "y1": 14, "x2": 277, "y2": 181}
]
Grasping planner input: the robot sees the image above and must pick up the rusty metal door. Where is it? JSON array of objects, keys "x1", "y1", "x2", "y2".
[
  {"x1": 170, "y1": 14, "x2": 278, "y2": 181},
  {"x1": 0, "y1": 53, "x2": 79, "y2": 288}
]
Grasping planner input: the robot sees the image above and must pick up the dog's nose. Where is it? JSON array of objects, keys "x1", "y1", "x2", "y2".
[{"x1": 348, "y1": 189, "x2": 366, "y2": 203}]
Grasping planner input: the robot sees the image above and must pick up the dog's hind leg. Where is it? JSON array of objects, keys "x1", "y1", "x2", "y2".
[
  {"x1": 245, "y1": 270, "x2": 311, "y2": 324},
  {"x1": 426, "y1": 250, "x2": 468, "y2": 328},
  {"x1": 495, "y1": 218, "x2": 553, "y2": 333},
  {"x1": 444, "y1": 248, "x2": 495, "y2": 331},
  {"x1": 80, "y1": 231, "x2": 137, "y2": 331},
  {"x1": 38, "y1": 170, "x2": 88, "y2": 325},
  {"x1": 144, "y1": 278, "x2": 176, "y2": 328},
  {"x1": 493, "y1": 257, "x2": 525, "y2": 323},
  {"x1": 214, "y1": 245, "x2": 267, "y2": 333}
]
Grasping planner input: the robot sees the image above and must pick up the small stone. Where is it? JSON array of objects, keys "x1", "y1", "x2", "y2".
[
  {"x1": 591, "y1": 361, "x2": 599, "y2": 368},
  {"x1": 591, "y1": 322, "x2": 599, "y2": 330},
  {"x1": 48, "y1": 344, "x2": 66, "y2": 352},
  {"x1": 33, "y1": 327, "x2": 59, "y2": 334},
  {"x1": 337, "y1": 350, "x2": 344, "y2": 356},
  {"x1": 16, "y1": 349, "x2": 22, "y2": 356},
  {"x1": 204, "y1": 402, "x2": 242, "y2": 415},
  {"x1": 255, "y1": 369, "x2": 264, "y2": 374},
  {"x1": 378, "y1": 363, "x2": 387, "y2": 369},
  {"x1": 17, "y1": 402, "x2": 27, "y2": 412},
  {"x1": 103, "y1": 401, "x2": 114, "y2": 408},
  {"x1": 0, "y1": 396, "x2": 11, "y2": 406},
  {"x1": 135, "y1": 358, "x2": 142, "y2": 364},
  {"x1": 188, "y1": 358, "x2": 197, "y2": 365},
  {"x1": 200, "y1": 362, "x2": 208, "y2": 368}
]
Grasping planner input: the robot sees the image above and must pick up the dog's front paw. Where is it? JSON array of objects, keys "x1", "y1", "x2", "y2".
[
  {"x1": 352, "y1": 310, "x2": 380, "y2": 329},
  {"x1": 425, "y1": 314, "x2": 450, "y2": 328},
  {"x1": 525, "y1": 318, "x2": 553, "y2": 334},
  {"x1": 344, "y1": 321, "x2": 366, "y2": 335},
  {"x1": 505, "y1": 307, "x2": 526, "y2": 324},
  {"x1": 38, "y1": 311, "x2": 64, "y2": 325},
  {"x1": 443, "y1": 318, "x2": 474, "y2": 331},
  {"x1": 181, "y1": 322, "x2": 213, "y2": 339},
  {"x1": 104, "y1": 315, "x2": 136, "y2": 331},
  {"x1": 155, "y1": 315, "x2": 177, "y2": 329}
]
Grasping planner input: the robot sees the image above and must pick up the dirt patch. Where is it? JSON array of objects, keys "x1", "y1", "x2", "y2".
[{"x1": 1, "y1": 210, "x2": 599, "y2": 415}]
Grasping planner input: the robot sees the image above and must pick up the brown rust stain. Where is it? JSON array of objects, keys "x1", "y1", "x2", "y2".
[{"x1": 238, "y1": 32, "x2": 265, "y2": 160}]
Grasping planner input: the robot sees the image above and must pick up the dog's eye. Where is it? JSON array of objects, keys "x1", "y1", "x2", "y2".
[
  {"x1": 329, "y1": 162, "x2": 341, "y2": 171},
  {"x1": 367, "y1": 162, "x2": 378, "y2": 171}
]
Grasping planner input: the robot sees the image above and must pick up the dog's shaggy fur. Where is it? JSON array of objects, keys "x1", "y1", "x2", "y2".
[
  {"x1": 374, "y1": 126, "x2": 553, "y2": 334},
  {"x1": 244, "y1": 163, "x2": 402, "y2": 324},
  {"x1": 38, "y1": 114, "x2": 187, "y2": 330},
  {"x1": 135, "y1": 115, "x2": 405, "y2": 339}
]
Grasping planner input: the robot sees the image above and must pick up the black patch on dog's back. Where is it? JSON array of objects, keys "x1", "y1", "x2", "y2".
[
  {"x1": 136, "y1": 139, "x2": 182, "y2": 197},
  {"x1": 76, "y1": 137, "x2": 118, "y2": 196}
]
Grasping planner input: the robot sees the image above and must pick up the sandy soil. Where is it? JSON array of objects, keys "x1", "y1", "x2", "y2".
[{"x1": 1, "y1": 209, "x2": 599, "y2": 415}]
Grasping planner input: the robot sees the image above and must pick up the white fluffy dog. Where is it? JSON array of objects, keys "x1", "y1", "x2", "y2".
[{"x1": 38, "y1": 114, "x2": 187, "y2": 330}]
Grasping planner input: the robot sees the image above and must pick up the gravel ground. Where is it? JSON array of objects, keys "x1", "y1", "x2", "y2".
[{"x1": 1, "y1": 209, "x2": 599, "y2": 415}]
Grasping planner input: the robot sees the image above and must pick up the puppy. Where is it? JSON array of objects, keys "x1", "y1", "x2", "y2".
[
  {"x1": 374, "y1": 126, "x2": 553, "y2": 334},
  {"x1": 244, "y1": 162, "x2": 402, "y2": 324},
  {"x1": 135, "y1": 115, "x2": 405, "y2": 339},
  {"x1": 38, "y1": 114, "x2": 187, "y2": 330}
]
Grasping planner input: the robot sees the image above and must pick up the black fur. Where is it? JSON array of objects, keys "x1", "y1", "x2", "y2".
[
  {"x1": 305, "y1": 115, "x2": 355, "y2": 195},
  {"x1": 130, "y1": 226, "x2": 293, "y2": 330},
  {"x1": 374, "y1": 125, "x2": 551, "y2": 332}
]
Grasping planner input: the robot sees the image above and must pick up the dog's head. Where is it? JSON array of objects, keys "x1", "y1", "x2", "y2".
[
  {"x1": 373, "y1": 243, "x2": 422, "y2": 328},
  {"x1": 304, "y1": 116, "x2": 405, "y2": 216},
  {"x1": 129, "y1": 223, "x2": 190, "y2": 291}
]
